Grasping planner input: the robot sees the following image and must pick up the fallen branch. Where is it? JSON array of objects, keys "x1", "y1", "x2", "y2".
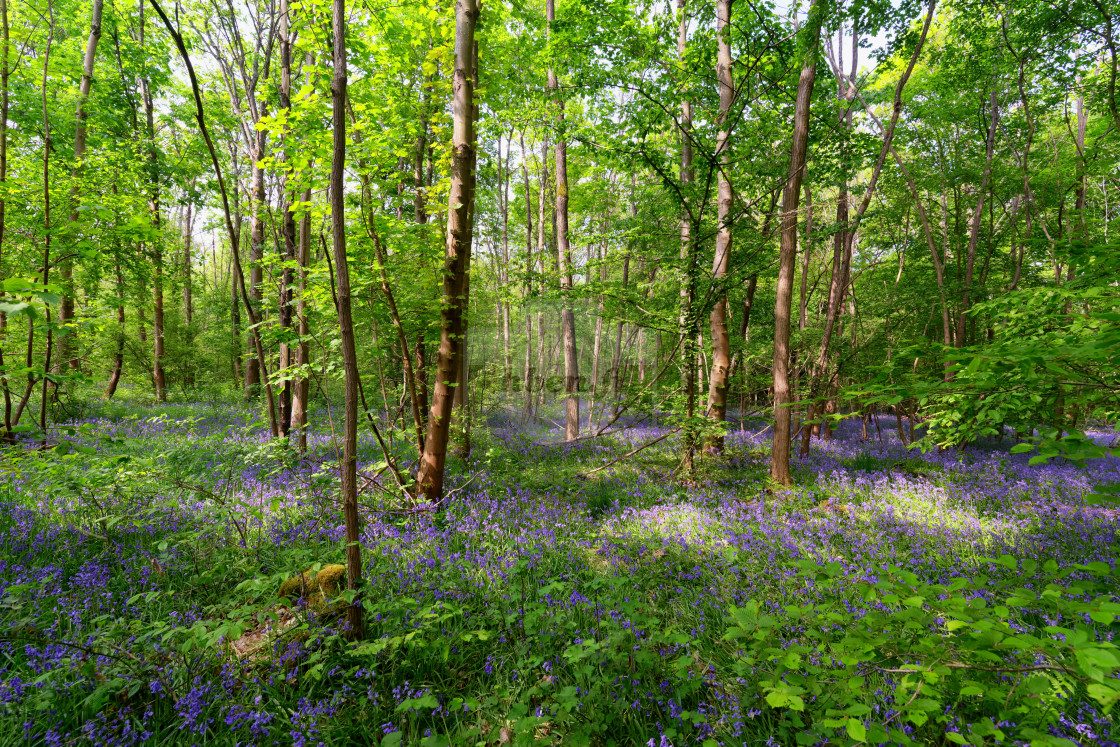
[{"x1": 580, "y1": 426, "x2": 682, "y2": 478}]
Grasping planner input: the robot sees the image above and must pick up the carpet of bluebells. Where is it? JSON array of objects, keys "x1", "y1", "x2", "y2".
[{"x1": 0, "y1": 394, "x2": 1118, "y2": 746}]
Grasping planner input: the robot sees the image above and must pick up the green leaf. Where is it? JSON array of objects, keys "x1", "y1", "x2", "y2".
[{"x1": 846, "y1": 719, "x2": 866, "y2": 742}]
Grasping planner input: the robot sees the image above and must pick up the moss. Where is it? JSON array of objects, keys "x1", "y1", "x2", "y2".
[
  {"x1": 277, "y1": 564, "x2": 348, "y2": 603},
  {"x1": 277, "y1": 571, "x2": 314, "y2": 600},
  {"x1": 315, "y1": 564, "x2": 347, "y2": 597}
]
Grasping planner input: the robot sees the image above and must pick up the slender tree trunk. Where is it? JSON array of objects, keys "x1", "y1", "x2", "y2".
[
  {"x1": 231, "y1": 257, "x2": 242, "y2": 386},
  {"x1": 329, "y1": 0, "x2": 363, "y2": 640},
  {"x1": 136, "y1": 4, "x2": 165, "y2": 401},
  {"x1": 291, "y1": 186, "x2": 313, "y2": 451},
  {"x1": 104, "y1": 256, "x2": 126, "y2": 399},
  {"x1": 143, "y1": 70, "x2": 166, "y2": 402},
  {"x1": 520, "y1": 131, "x2": 534, "y2": 414},
  {"x1": 416, "y1": 0, "x2": 478, "y2": 502},
  {"x1": 182, "y1": 199, "x2": 194, "y2": 327},
  {"x1": 610, "y1": 251, "x2": 629, "y2": 406},
  {"x1": 801, "y1": 33, "x2": 856, "y2": 454},
  {"x1": 770, "y1": 0, "x2": 822, "y2": 486},
  {"x1": 245, "y1": 127, "x2": 268, "y2": 396},
  {"x1": 414, "y1": 75, "x2": 430, "y2": 224},
  {"x1": 1005, "y1": 25, "x2": 1034, "y2": 291},
  {"x1": 38, "y1": 0, "x2": 55, "y2": 432},
  {"x1": 677, "y1": 0, "x2": 698, "y2": 471},
  {"x1": 535, "y1": 137, "x2": 549, "y2": 413},
  {"x1": 275, "y1": 0, "x2": 297, "y2": 438},
  {"x1": 59, "y1": 0, "x2": 104, "y2": 373},
  {"x1": 956, "y1": 86, "x2": 998, "y2": 347},
  {"x1": 548, "y1": 0, "x2": 579, "y2": 441},
  {"x1": 371, "y1": 231, "x2": 426, "y2": 452},
  {"x1": 499, "y1": 135, "x2": 513, "y2": 395},
  {"x1": 705, "y1": 0, "x2": 735, "y2": 454},
  {"x1": 412, "y1": 95, "x2": 431, "y2": 428},
  {"x1": 591, "y1": 241, "x2": 605, "y2": 396},
  {"x1": 0, "y1": 0, "x2": 12, "y2": 437}
]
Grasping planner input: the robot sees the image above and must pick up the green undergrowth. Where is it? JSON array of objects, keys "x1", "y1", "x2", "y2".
[{"x1": 0, "y1": 407, "x2": 1118, "y2": 746}]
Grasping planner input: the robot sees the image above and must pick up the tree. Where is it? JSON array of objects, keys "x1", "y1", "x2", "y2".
[
  {"x1": 548, "y1": 0, "x2": 580, "y2": 442},
  {"x1": 329, "y1": 0, "x2": 363, "y2": 640},
  {"x1": 415, "y1": 0, "x2": 479, "y2": 504},
  {"x1": 770, "y1": 0, "x2": 823, "y2": 486}
]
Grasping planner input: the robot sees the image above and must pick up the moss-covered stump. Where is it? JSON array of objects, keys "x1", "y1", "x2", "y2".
[{"x1": 278, "y1": 564, "x2": 348, "y2": 612}]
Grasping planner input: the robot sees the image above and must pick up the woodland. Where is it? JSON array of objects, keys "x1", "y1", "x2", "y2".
[{"x1": 0, "y1": 0, "x2": 1118, "y2": 743}]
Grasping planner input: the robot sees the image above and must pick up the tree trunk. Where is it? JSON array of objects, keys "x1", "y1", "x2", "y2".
[
  {"x1": 610, "y1": 253, "x2": 629, "y2": 405},
  {"x1": 801, "y1": 32, "x2": 857, "y2": 455},
  {"x1": 104, "y1": 257, "x2": 126, "y2": 399},
  {"x1": 499, "y1": 134, "x2": 513, "y2": 395},
  {"x1": 548, "y1": 0, "x2": 579, "y2": 441},
  {"x1": 677, "y1": 0, "x2": 698, "y2": 471},
  {"x1": 329, "y1": 0, "x2": 363, "y2": 641},
  {"x1": 291, "y1": 186, "x2": 313, "y2": 452},
  {"x1": 0, "y1": 0, "x2": 12, "y2": 436},
  {"x1": 182, "y1": 199, "x2": 194, "y2": 327},
  {"x1": 520, "y1": 131, "x2": 534, "y2": 414},
  {"x1": 244, "y1": 126, "x2": 268, "y2": 396},
  {"x1": 141, "y1": 51, "x2": 165, "y2": 402},
  {"x1": 591, "y1": 241, "x2": 605, "y2": 397},
  {"x1": 535, "y1": 137, "x2": 549, "y2": 413},
  {"x1": 415, "y1": 0, "x2": 478, "y2": 502},
  {"x1": 705, "y1": 0, "x2": 734, "y2": 454},
  {"x1": 231, "y1": 257, "x2": 242, "y2": 387},
  {"x1": 38, "y1": 3, "x2": 55, "y2": 432},
  {"x1": 277, "y1": 0, "x2": 296, "y2": 439},
  {"x1": 955, "y1": 86, "x2": 998, "y2": 348},
  {"x1": 60, "y1": 0, "x2": 104, "y2": 373},
  {"x1": 770, "y1": 0, "x2": 822, "y2": 486}
]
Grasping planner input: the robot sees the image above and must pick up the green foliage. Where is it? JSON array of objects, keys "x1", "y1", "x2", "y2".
[{"x1": 723, "y1": 558, "x2": 1120, "y2": 745}]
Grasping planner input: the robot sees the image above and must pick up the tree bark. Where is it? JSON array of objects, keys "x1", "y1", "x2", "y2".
[
  {"x1": 104, "y1": 256, "x2": 126, "y2": 399},
  {"x1": 0, "y1": 0, "x2": 12, "y2": 436},
  {"x1": 329, "y1": 0, "x2": 363, "y2": 641},
  {"x1": 705, "y1": 0, "x2": 734, "y2": 454},
  {"x1": 60, "y1": 0, "x2": 105, "y2": 373},
  {"x1": 677, "y1": 0, "x2": 698, "y2": 472},
  {"x1": 244, "y1": 126, "x2": 267, "y2": 396},
  {"x1": 143, "y1": 65, "x2": 166, "y2": 402},
  {"x1": 38, "y1": 0, "x2": 55, "y2": 432},
  {"x1": 770, "y1": 0, "x2": 822, "y2": 486},
  {"x1": 548, "y1": 0, "x2": 579, "y2": 441},
  {"x1": 520, "y1": 131, "x2": 534, "y2": 414},
  {"x1": 415, "y1": 0, "x2": 478, "y2": 503},
  {"x1": 277, "y1": 0, "x2": 296, "y2": 438},
  {"x1": 291, "y1": 186, "x2": 312, "y2": 452},
  {"x1": 182, "y1": 199, "x2": 194, "y2": 327},
  {"x1": 591, "y1": 240, "x2": 605, "y2": 396}
]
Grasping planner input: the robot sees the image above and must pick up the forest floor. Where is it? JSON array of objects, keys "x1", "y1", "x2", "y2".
[{"x1": 0, "y1": 395, "x2": 1118, "y2": 746}]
